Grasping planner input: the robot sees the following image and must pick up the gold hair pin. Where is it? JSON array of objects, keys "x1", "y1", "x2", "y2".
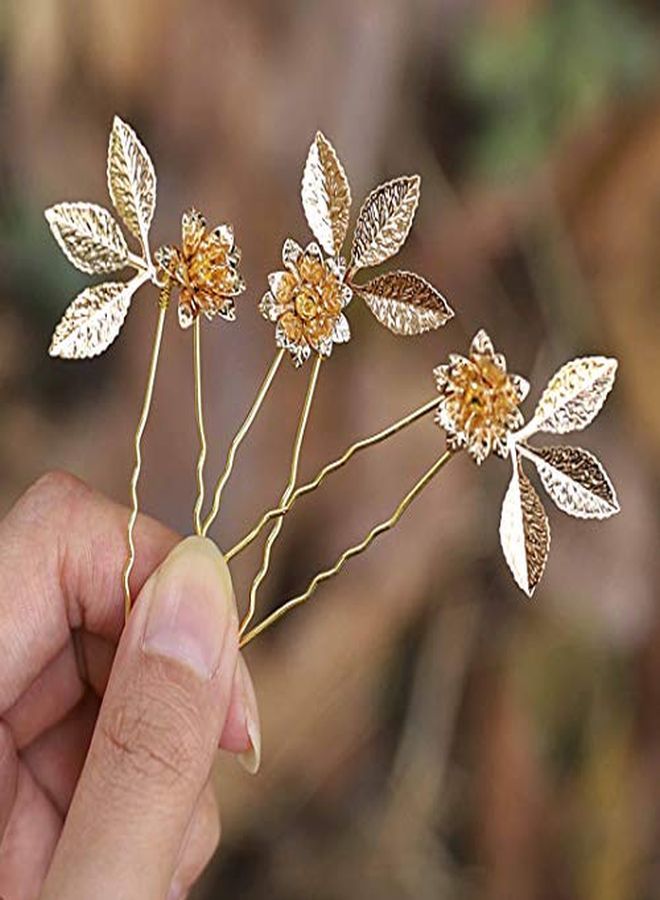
[
  {"x1": 45, "y1": 119, "x2": 619, "y2": 656},
  {"x1": 234, "y1": 328, "x2": 619, "y2": 646},
  {"x1": 46, "y1": 117, "x2": 245, "y2": 617}
]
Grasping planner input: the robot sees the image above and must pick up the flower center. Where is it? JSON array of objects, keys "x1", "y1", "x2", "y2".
[{"x1": 295, "y1": 286, "x2": 320, "y2": 321}]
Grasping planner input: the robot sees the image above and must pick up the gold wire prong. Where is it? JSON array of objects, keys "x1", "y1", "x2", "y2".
[
  {"x1": 193, "y1": 317, "x2": 207, "y2": 535},
  {"x1": 238, "y1": 449, "x2": 454, "y2": 648},
  {"x1": 225, "y1": 395, "x2": 439, "y2": 562},
  {"x1": 201, "y1": 348, "x2": 286, "y2": 537},
  {"x1": 240, "y1": 354, "x2": 323, "y2": 636},
  {"x1": 122, "y1": 281, "x2": 170, "y2": 619}
]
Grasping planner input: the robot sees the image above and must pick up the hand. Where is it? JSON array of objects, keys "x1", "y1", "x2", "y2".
[{"x1": 0, "y1": 471, "x2": 260, "y2": 900}]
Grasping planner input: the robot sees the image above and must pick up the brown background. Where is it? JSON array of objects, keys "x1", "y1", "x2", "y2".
[{"x1": 1, "y1": 1, "x2": 659, "y2": 898}]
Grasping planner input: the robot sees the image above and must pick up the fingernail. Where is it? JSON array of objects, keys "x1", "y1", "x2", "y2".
[
  {"x1": 237, "y1": 657, "x2": 261, "y2": 774},
  {"x1": 143, "y1": 536, "x2": 236, "y2": 680}
]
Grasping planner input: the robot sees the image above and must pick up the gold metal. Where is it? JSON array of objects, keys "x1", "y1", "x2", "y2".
[
  {"x1": 193, "y1": 317, "x2": 207, "y2": 535},
  {"x1": 226, "y1": 396, "x2": 439, "y2": 562},
  {"x1": 46, "y1": 117, "x2": 160, "y2": 357},
  {"x1": 301, "y1": 131, "x2": 351, "y2": 257},
  {"x1": 122, "y1": 283, "x2": 170, "y2": 619},
  {"x1": 354, "y1": 270, "x2": 453, "y2": 336},
  {"x1": 107, "y1": 115, "x2": 156, "y2": 258},
  {"x1": 240, "y1": 354, "x2": 322, "y2": 636},
  {"x1": 201, "y1": 348, "x2": 286, "y2": 537},
  {"x1": 239, "y1": 449, "x2": 454, "y2": 648},
  {"x1": 349, "y1": 175, "x2": 420, "y2": 272}
]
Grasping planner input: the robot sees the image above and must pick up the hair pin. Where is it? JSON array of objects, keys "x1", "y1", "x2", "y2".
[{"x1": 45, "y1": 119, "x2": 619, "y2": 652}]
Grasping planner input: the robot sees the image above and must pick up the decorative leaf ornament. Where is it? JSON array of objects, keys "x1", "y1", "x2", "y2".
[
  {"x1": 45, "y1": 117, "x2": 160, "y2": 359},
  {"x1": 434, "y1": 330, "x2": 620, "y2": 596},
  {"x1": 107, "y1": 115, "x2": 157, "y2": 248},
  {"x1": 260, "y1": 131, "x2": 453, "y2": 366},
  {"x1": 349, "y1": 176, "x2": 421, "y2": 270},
  {"x1": 49, "y1": 282, "x2": 133, "y2": 359}
]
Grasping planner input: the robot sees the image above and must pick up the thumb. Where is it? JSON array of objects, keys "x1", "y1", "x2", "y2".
[{"x1": 42, "y1": 536, "x2": 238, "y2": 900}]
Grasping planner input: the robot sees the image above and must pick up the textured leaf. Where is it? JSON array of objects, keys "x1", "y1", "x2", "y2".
[
  {"x1": 356, "y1": 270, "x2": 453, "y2": 335},
  {"x1": 349, "y1": 175, "x2": 420, "y2": 271},
  {"x1": 499, "y1": 457, "x2": 551, "y2": 597},
  {"x1": 521, "y1": 444, "x2": 620, "y2": 519},
  {"x1": 49, "y1": 282, "x2": 133, "y2": 359},
  {"x1": 107, "y1": 116, "x2": 156, "y2": 244},
  {"x1": 529, "y1": 356, "x2": 617, "y2": 435},
  {"x1": 45, "y1": 202, "x2": 129, "y2": 274},
  {"x1": 301, "y1": 131, "x2": 351, "y2": 256}
]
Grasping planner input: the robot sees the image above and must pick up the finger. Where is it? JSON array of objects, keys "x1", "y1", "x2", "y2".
[
  {"x1": 4, "y1": 641, "x2": 83, "y2": 749},
  {"x1": 0, "y1": 471, "x2": 178, "y2": 714},
  {"x1": 219, "y1": 656, "x2": 261, "y2": 771},
  {"x1": 0, "y1": 763, "x2": 61, "y2": 899},
  {"x1": 0, "y1": 722, "x2": 18, "y2": 838},
  {"x1": 20, "y1": 691, "x2": 99, "y2": 815},
  {"x1": 83, "y1": 635, "x2": 260, "y2": 764},
  {"x1": 42, "y1": 537, "x2": 240, "y2": 900},
  {"x1": 169, "y1": 780, "x2": 220, "y2": 900}
]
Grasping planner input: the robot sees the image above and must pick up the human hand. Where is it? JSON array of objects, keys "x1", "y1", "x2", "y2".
[{"x1": 0, "y1": 472, "x2": 260, "y2": 900}]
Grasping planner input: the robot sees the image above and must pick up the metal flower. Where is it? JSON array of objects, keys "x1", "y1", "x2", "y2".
[
  {"x1": 155, "y1": 209, "x2": 245, "y2": 329},
  {"x1": 260, "y1": 131, "x2": 453, "y2": 366},
  {"x1": 434, "y1": 330, "x2": 620, "y2": 597},
  {"x1": 434, "y1": 329, "x2": 529, "y2": 464},
  {"x1": 260, "y1": 239, "x2": 351, "y2": 366}
]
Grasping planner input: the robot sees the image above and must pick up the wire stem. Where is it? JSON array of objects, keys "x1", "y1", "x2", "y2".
[
  {"x1": 239, "y1": 449, "x2": 454, "y2": 648},
  {"x1": 193, "y1": 317, "x2": 207, "y2": 535},
  {"x1": 201, "y1": 348, "x2": 285, "y2": 537},
  {"x1": 240, "y1": 355, "x2": 322, "y2": 636},
  {"x1": 122, "y1": 284, "x2": 170, "y2": 620},
  {"x1": 226, "y1": 396, "x2": 438, "y2": 562}
]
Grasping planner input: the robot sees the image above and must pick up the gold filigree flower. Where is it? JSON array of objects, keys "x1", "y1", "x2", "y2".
[
  {"x1": 260, "y1": 239, "x2": 352, "y2": 366},
  {"x1": 434, "y1": 329, "x2": 529, "y2": 464},
  {"x1": 260, "y1": 132, "x2": 453, "y2": 367},
  {"x1": 156, "y1": 209, "x2": 245, "y2": 329}
]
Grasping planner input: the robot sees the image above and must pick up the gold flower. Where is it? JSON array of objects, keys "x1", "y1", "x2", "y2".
[
  {"x1": 156, "y1": 208, "x2": 245, "y2": 329},
  {"x1": 434, "y1": 329, "x2": 529, "y2": 464},
  {"x1": 260, "y1": 239, "x2": 352, "y2": 367}
]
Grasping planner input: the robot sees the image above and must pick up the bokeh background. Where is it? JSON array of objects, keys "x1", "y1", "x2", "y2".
[{"x1": 1, "y1": 0, "x2": 659, "y2": 897}]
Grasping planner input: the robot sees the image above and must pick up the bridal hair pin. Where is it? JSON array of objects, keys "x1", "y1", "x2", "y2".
[
  {"x1": 45, "y1": 120, "x2": 453, "y2": 627},
  {"x1": 46, "y1": 117, "x2": 246, "y2": 617},
  {"x1": 230, "y1": 329, "x2": 619, "y2": 647}
]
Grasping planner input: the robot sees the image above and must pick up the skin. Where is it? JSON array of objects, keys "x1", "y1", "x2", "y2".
[{"x1": 0, "y1": 471, "x2": 260, "y2": 900}]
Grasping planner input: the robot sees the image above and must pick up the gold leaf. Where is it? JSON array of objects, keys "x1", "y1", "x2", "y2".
[
  {"x1": 528, "y1": 356, "x2": 617, "y2": 436},
  {"x1": 45, "y1": 202, "x2": 129, "y2": 274},
  {"x1": 499, "y1": 456, "x2": 550, "y2": 597},
  {"x1": 349, "y1": 175, "x2": 420, "y2": 272},
  {"x1": 520, "y1": 444, "x2": 620, "y2": 520},
  {"x1": 49, "y1": 282, "x2": 133, "y2": 359},
  {"x1": 355, "y1": 270, "x2": 453, "y2": 335},
  {"x1": 107, "y1": 116, "x2": 156, "y2": 245},
  {"x1": 301, "y1": 131, "x2": 351, "y2": 257}
]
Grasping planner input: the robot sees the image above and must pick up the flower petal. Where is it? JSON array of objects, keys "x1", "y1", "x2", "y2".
[
  {"x1": 470, "y1": 328, "x2": 495, "y2": 357},
  {"x1": 181, "y1": 208, "x2": 206, "y2": 258},
  {"x1": 332, "y1": 313, "x2": 351, "y2": 344},
  {"x1": 282, "y1": 238, "x2": 303, "y2": 270}
]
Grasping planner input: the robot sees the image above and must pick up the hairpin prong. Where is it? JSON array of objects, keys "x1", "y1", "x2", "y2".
[
  {"x1": 241, "y1": 354, "x2": 323, "y2": 635},
  {"x1": 239, "y1": 449, "x2": 455, "y2": 647},
  {"x1": 226, "y1": 395, "x2": 439, "y2": 563},
  {"x1": 122, "y1": 280, "x2": 171, "y2": 617},
  {"x1": 201, "y1": 349, "x2": 286, "y2": 537},
  {"x1": 192, "y1": 317, "x2": 208, "y2": 535}
]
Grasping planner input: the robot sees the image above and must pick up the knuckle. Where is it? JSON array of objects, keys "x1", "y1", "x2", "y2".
[
  {"x1": 98, "y1": 683, "x2": 203, "y2": 789},
  {"x1": 13, "y1": 470, "x2": 89, "y2": 527}
]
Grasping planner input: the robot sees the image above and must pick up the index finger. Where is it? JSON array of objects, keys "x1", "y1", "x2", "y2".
[{"x1": 0, "y1": 471, "x2": 178, "y2": 714}]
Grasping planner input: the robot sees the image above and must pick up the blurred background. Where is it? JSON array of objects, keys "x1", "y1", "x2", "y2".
[{"x1": 1, "y1": 0, "x2": 659, "y2": 897}]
